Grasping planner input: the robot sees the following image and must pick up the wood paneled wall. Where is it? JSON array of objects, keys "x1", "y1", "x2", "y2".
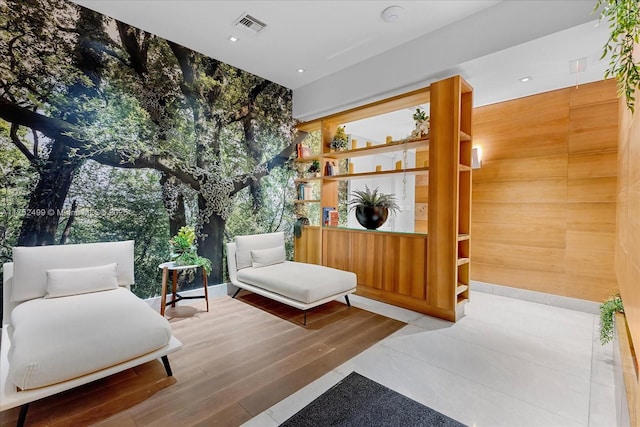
[
  {"x1": 616, "y1": 72, "x2": 640, "y2": 423},
  {"x1": 471, "y1": 79, "x2": 618, "y2": 302}
]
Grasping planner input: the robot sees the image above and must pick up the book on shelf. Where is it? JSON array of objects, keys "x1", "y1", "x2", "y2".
[
  {"x1": 324, "y1": 160, "x2": 336, "y2": 176},
  {"x1": 322, "y1": 206, "x2": 336, "y2": 226},
  {"x1": 303, "y1": 184, "x2": 313, "y2": 200},
  {"x1": 328, "y1": 210, "x2": 339, "y2": 227},
  {"x1": 296, "y1": 144, "x2": 312, "y2": 159},
  {"x1": 297, "y1": 183, "x2": 314, "y2": 200}
]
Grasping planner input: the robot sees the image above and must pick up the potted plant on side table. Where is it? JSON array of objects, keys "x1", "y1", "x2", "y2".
[{"x1": 169, "y1": 226, "x2": 212, "y2": 273}]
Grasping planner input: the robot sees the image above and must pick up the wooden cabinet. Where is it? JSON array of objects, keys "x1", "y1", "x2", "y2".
[{"x1": 294, "y1": 75, "x2": 472, "y2": 322}]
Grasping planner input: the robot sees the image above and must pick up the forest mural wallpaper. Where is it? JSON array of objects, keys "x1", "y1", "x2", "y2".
[{"x1": 0, "y1": 0, "x2": 299, "y2": 305}]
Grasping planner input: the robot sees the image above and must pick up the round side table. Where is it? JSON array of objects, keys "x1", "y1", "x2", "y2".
[{"x1": 158, "y1": 261, "x2": 209, "y2": 316}]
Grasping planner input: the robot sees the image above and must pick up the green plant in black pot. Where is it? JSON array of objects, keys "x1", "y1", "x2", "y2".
[
  {"x1": 348, "y1": 185, "x2": 400, "y2": 230},
  {"x1": 169, "y1": 226, "x2": 212, "y2": 273},
  {"x1": 599, "y1": 293, "x2": 624, "y2": 344}
]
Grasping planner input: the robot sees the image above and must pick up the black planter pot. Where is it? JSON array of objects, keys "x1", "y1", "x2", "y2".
[{"x1": 355, "y1": 206, "x2": 389, "y2": 230}]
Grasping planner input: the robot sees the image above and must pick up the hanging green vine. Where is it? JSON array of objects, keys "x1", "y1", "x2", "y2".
[{"x1": 595, "y1": 0, "x2": 640, "y2": 112}]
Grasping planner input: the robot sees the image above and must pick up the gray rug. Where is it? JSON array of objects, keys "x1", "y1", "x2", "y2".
[{"x1": 279, "y1": 372, "x2": 467, "y2": 427}]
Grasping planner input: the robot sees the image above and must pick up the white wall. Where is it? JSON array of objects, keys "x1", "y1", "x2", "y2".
[
  {"x1": 292, "y1": 1, "x2": 596, "y2": 121},
  {"x1": 347, "y1": 150, "x2": 416, "y2": 233}
]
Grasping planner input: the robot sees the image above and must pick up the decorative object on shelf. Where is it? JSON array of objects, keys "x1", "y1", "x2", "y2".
[
  {"x1": 411, "y1": 107, "x2": 429, "y2": 138},
  {"x1": 330, "y1": 126, "x2": 349, "y2": 151},
  {"x1": 375, "y1": 165, "x2": 382, "y2": 172},
  {"x1": 599, "y1": 293, "x2": 624, "y2": 344},
  {"x1": 594, "y1": 0, "x2": 640, "y2": 111},
  {"x1": 293, "y1": 217, "x2": 310, "y2": 238},
  {"x1": 324, "y1": 160, "x2": 336, "y2": 176},
  {"x1": 348, "y1": 163, "x2": 354, "y2": 174},
  {"x1": 386, "y1": 136, "x2": 393, "y2": 144},
  {"x1": 307, "y1": 160, "x2": 321, "y2": 177},
  {"x1": 348, "y1": 185, "x2": 400, "y2": 230},
  {"x1": 168, "y1": 226, "x2": 212, "y2": 273},
  {"x1": 366, "y1": 141, "x2": 373, "y2": 147},
  {"x1": 351, "y1": 138, "x2": 358, "y2": 150},
  {"x1": 395, "y1": 160, "x2": 402, "y2": 170}
]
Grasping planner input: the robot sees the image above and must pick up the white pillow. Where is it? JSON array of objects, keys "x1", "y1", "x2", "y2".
[
  {"x1": 235, "y1": 232, "x2": 285, "y2": 270},
  {"x1": 251, "y1": 245, "x2": 286, "y2": 268},
  {"x1": 45, "y1": 263, "x2": 119, "y2": 298}
]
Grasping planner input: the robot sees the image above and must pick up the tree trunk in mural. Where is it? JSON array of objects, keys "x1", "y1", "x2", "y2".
[
  {"x1": 198, "y1": 196, "x2": 226, "y2": 284},
  {"x1": 10, "y1": 6, "x2": 107, "y2": 246},
  {"x1": 17, "y1": 143, "x2": 82, "y2": 246}
]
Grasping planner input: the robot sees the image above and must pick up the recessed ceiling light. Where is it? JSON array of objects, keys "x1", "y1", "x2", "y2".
[
  {"x1": 519, "y1": 76, "x2": 532, "y2": 83},
  {"x1": 228, "y1": 36, "x2": 239, "y2": 42},
  {"x1": 381, "y1": 6, "x2": 404, "y2": 23},
  {"x1": 297, "y1": 68, "x2": 305, "y2": 73}
]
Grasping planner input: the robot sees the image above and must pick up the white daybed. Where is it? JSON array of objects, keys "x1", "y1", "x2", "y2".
[
  {"x1": 227, "y1": 232, "x2": 356, "y2": 324},
  {"x1": 0, "y1": 241, "x2": 182, "y2": 427}
]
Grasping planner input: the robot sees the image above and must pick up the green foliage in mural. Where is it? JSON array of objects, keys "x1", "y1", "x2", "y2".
[{"x1": 0, "y1": 0, "x2": 298, "y2": 300}]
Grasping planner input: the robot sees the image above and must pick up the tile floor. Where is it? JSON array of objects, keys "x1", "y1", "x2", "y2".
[{"x1": 242, "y1": 289, "x2": 620, "y2": 427}]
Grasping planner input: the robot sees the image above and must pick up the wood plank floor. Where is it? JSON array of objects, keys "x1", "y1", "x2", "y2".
[{"x1": 0, "y1": 292, "x2": 405, "y2": 427}]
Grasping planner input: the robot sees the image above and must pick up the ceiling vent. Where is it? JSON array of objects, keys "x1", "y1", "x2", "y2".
[{"x1": 234, "y1": 13, "x2": 267, "y2": 34}]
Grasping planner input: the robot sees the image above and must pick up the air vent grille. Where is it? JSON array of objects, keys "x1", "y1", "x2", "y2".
[{"x1": 235, "y1": 13, "x2": 267, "y2": 34}]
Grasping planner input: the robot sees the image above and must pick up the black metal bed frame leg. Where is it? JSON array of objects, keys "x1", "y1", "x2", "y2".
[
  {"x1": 17, "y1": 403, "x2": 29, "y2": 427},
  {"x1": 345, "y1": 295, "x2": 351, "y2": 306},
  {"x1": 232, "y1": 287, "x2": 241, "y2": 299},
  {"x1": 161, "y1": 355, "x2": 173, "y2": 377}
]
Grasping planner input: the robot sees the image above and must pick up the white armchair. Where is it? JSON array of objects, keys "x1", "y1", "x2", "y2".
[{"x1": 0, "y1": 241, "x2": 182, "y2": 426}]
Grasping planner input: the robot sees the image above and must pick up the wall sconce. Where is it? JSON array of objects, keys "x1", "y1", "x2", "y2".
[{"x1": 472, "y1": 146, "x2": 482, "y2": 169}]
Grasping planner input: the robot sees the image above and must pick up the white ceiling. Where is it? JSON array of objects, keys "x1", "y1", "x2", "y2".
[
  {"x1": 72, "y1": 0, "x2": 503, "y2": 89},
  {"x1": 73, "y1": 0, "x2": 611, "y2": 116}
]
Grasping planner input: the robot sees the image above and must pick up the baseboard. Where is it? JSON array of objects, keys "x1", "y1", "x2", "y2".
[{"x1": 470, "y1": 280, "x2": 600, "y2": 314}]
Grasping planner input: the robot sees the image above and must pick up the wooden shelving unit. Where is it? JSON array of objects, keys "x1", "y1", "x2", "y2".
[
  {"x1": 325, "y1": 137, "x2": 428, "y2": 159},
  {"x1": 324, "y1": 166, "x2": 429, "y2": 181},
  {"x1": 293, "y1": 76, "x2": 472, "y2": 322}
]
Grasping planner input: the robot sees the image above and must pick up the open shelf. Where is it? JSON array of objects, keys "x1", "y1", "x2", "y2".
[
  {"x1": 324, "y1": 166, "x2": 429, "y2": 181},
  {"x1": 294, "y1": 199, "x2": 320, "y2": 204},
  {"x1": 457, "y1": 257, "x2": 470, "y2": 266},
  {"x1": 325, "y1": 137, "x2": 429, "y2": 160},
  {"x1": 294, "y1": 155, "x2": 322, "y2": 163},
  {"x1": 460, "y1": 131, "x2": 471, "y2": 142},
  {"x1": 457, "y1": 234, "x2": 470, "y2": 241},
  {"x1": 459, "y1": 164, "x2": 471, "y2": 172},
  {"x1": 456, "y1": 283, "x2": 469, "y2": 295},
  {"x1": 295, "y1": 177, "x2": 322, "y2": 184}
]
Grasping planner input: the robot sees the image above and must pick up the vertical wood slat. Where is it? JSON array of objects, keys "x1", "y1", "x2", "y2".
[
  {"x1": 323, "y1": 228, "x2": 428, "y2": 304},
  {"x1": 428, "y1": 76, "x2": 461, "y2": 311},
  {"x1": 294, "y1": 226, "x2": 321, "y2": 265},
  {"x1": 322, "y1": 228, "x2": 350, "y2": 271}
]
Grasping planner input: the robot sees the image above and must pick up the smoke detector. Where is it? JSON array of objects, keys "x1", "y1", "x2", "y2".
[
  {"x1": 234, "y1": 13, "x2": 267, "y2": 34},
  {"x1": 381, "y1": 6, "x2": 404, "y2": 23}
]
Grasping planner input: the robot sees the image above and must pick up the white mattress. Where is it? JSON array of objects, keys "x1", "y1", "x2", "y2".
[
  {"x1": 8, "y1": 287, "x2": 172, "y2": 390},
  {"x1": 237, "y1": 261, "x2": 356, "y2": 304}
]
